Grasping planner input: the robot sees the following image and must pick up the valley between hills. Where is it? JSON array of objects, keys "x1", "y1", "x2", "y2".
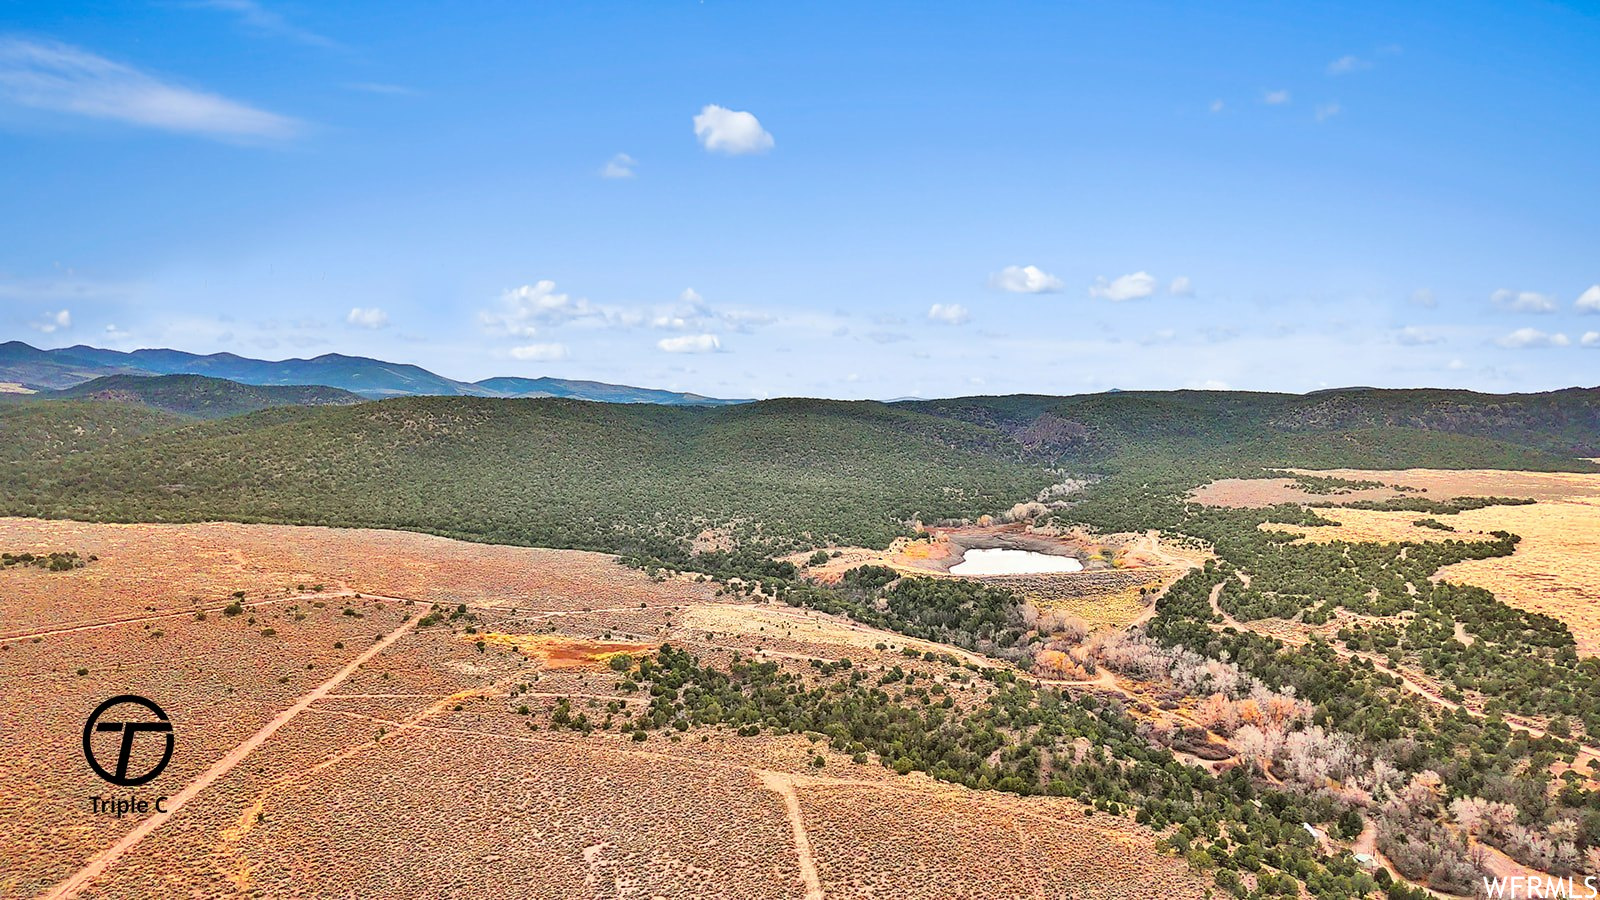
[{"x1": 2, "y1": 377, "x2": 1599, "y2": 898}]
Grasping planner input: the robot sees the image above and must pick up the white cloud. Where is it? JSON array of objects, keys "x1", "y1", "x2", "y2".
[
  {"x1": 1089, "y1": 271, "x2": 1158, "y2": 302},
  {"x1": 1410, "y1": 288, "x2": 1437, "y2": 308},
  {"x1": 926, "y1": 303, "x2": 970, "y2": 325},
  {"x1": 1315, "y1": 102, "x2": 1341, "y2": 122},
  {"x1": 510, "y1": 343, "x2": 568, "y2": 362},
  {"x1": 1576, "y1": 284, "x2": 1600, "y2": 313},
  {"x1": 29, "y1": 309, "x2": 71, "y2": 333},
  {"x1": 346, "y1": 306, "x2": 389, "y2": 329},
  {"x1": 600, "y1": 153, "x2": 636, "y2": 179},
  {"x1": 1326, "y1": 55, "x2": 1372, "y2": 75},
  {"x1": 1263, "y1": 89, "x2": 1291, "y2": 105},
  {"x1": 484, "y1": 281, "x2": 770, "y2": 347},
  {"x1": 657, "y1": 333, "x2": 721, "y2": 353},
  {"x1": 192, "y1": 0, "x2": 338, "y2": 49},
  {"x1": 1190, "y1": 379, "x2": 1231, "y2": 390},
  {"x1": 1496, "y1": 328, "x2": 1569, "y2": 348},
  {"x1": 0, "y1": 38, "x2": 301, "y2": 141},
  {"x1": 990, "y1": 265, "x2": 1063, "y2": 294},
  {"x1": 1394, "y1": 326, "x2": 1440, "y2": 346},
  {"x1": 1168, "y1": 276, "x2": 1193, "y2": 297},
  {"x1": 482, "y1": 280, "x2": 640, "y2": 336},
  {"x1": 650, "y1": 287, "x2": 771, "y2": 333},
  {"x1": 1209, "y1": 99, "x2": 1225, "y2": 113},
  {"x1": 1491, "y1": 288, "x2": 1556, "y2": 313},
  {"x1": 693, "y1": 104, "x2": 773, "y2": 155},
  {"x1": 1581, "y1": 331, "x2": 1599, "y2": 347}
]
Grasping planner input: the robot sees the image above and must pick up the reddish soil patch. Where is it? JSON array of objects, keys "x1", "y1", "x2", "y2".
[{"x1": 475, "y1": 633, "x2": 654, "y2": 669}]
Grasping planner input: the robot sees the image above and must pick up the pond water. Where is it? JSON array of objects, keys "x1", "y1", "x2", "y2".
[{"x1": 948, "y1": 548, "x2": 1085, "y2": 576}]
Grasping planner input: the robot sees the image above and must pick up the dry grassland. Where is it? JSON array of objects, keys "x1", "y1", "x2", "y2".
[
  {"x1": 1189, "y1": 476, "x2": 1405, "y2": 508},
  {"x1": 1442, "y1": 496, "x2": 1600, "y2": 655},
  {"x1": 1196, "y1": 471, "x2": 1600, "y2": 657},
  {"x1": 0, "y1": 517, "x2": 1203, "y2": 898},
  {"x1": 1264, "y1": 507, "x2": 1498, "y2": 545}
]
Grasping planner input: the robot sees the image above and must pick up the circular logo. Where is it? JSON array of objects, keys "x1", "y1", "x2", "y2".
[{"x1": 83, "y1": 695, "x2": 174, "y2": 787}]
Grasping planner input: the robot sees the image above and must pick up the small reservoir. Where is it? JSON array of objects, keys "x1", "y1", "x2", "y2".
[{"x1": 949, "y1": 548, "x2": 1084, "y2": 576}]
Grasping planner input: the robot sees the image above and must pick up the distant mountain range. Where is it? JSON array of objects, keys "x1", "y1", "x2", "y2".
[{"x1": 0, "y1": 341, "x2": 748, "y2": 405}]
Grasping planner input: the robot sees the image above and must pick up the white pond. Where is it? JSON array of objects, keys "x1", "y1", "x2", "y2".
[{"x1": 949, "y1": 548, "x2": 1085, "y2": 576}]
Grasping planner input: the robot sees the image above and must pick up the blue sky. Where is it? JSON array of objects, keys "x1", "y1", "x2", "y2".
[{"x1": 2, "y1": 1, "x2": 1597, "y2": 399}]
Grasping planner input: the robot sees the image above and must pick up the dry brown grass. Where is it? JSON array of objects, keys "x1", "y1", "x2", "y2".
[
  {"x1": 797, "y1": 777, "x2": 1207, "y2": 900},
  {"x1": 1214, "y1": 470, "x2": 1600, "y2": 657},
  {"x1": 1189, "y1": 476, "x2": 1405, "y2": 508},
  {"x1": 1292, "y1": 467, "x2": 1600, "y2": 503},
  {"x1": 0, "y1": 517, "x2": 1204, "y2": 898},
  {"x1": 1266, "y1": 507, "x2": 1497, "y2": 545},
  {"x1": 1442, "y1": 496, "x2": 1600, "y2": 655}
]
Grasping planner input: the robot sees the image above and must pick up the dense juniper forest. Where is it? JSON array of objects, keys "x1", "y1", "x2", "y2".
[{"x1": 5, "y1": 381, "x2": 1600, "y2": 897}]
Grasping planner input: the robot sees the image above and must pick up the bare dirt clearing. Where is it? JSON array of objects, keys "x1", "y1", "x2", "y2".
[{"x1": 0, "y1": 517, "x2": 1202, "y2": 898}]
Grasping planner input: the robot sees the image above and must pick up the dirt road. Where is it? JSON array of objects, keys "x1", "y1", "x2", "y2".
[{"x1": 41, "y1": 613, "x2": 421, "y2": 899}]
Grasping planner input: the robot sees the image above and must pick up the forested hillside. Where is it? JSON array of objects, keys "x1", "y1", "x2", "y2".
[
  {"x1": 0, "y1": 396, "x2": 1049, "y2": 554},
  {"x1": 1, "y1": 386, "x2": 1592, "y2": 558},
  {"x1": 903, "y1": 387, "x2": 1600, "y2": 460},
  {"x1": 48, "y1": 374, "x2": 366, "y2": 418}
]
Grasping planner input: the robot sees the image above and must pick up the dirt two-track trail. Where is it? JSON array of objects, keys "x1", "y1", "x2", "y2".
[{"x1": 41, "y1": 609, "x2": 421, "y2": 899}]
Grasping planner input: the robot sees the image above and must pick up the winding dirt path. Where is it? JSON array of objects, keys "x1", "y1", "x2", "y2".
[
  {"x1": 41, "y1": 614, "x2": 421, "y2": 899},
  {"x1": 1210, "y1": 574, "x2": 1600, "y2": 765}
]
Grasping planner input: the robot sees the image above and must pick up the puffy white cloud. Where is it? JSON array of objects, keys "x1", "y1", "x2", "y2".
[
  {"x1": 1496, "y1": 328, "x2": 1569, "y2": 348},
  {"x1": 651, "y1": 287, "x2": 771, "y2": 333},
  {"x1": 990, "y1": 265, "x2": 1063, "y2": 294},
  {"x1": 509, "y1": 343, "x2": 568, "y2": 361},
  {"x1": 1410, "y1": 288, "x2": 1437, "y2": 308},
  {"x1": 1576, "y1": 284, "x2": 1600, "y2": 313},
  {"x1": 1168, "y1": 276, "x2": 1193, "y2": 297},
  {"x1": 346, "y1": 306, "x2": 389, "y2": 329},
  {"x1": 1263, "y1": 89, "x2": 1291, "y2": 105},
  {"x1": 482, "y1": 280, "x2": 639, "y2": 336},
  {"x1": 1394, "y1": 326, "x2": 1440, "y2": 346},
  {"x1": 693, "y1": 104, "x2": 773, "y2": 155},
  {"x1": 1089, "y1": 271, "x2": 1158, "y2": 302},
  {"x1": 1315, "y1": 102, "x2": 1341, "y2": 122},
  {"x1": 1581, "y1": 331, "x2": 1599, "y2": 347},
  {"x1": 0, "y1": 38, "x2": 301, "y2": 140},
  {"x1": 1327, "y1": 55, "x2": 1372, "y2": 75},
  {"x1": 30, "y1": 309, "x2": 71, "y2": 333},
  {"x1": 657, "y1": 333, "x2": 720, "y2": 353},
  {"x1": 926, "y1": 303, "x2": 970, "y2": 325},
  {"x1": 1491, "y1": 288, "x2": 1556, "y2": 313},
  {"x1": 600, "y1": 153, "x2": 636, "y2": 179}
]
